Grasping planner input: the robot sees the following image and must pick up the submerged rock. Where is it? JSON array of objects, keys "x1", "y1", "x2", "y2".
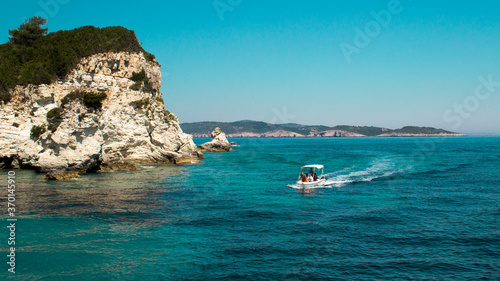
[
  {"x1": 43, "y1": 170, "x2": 82, "y2": 180},
  {"x1": 0, "y1": 52, "x2": 204, "y2": 179},
  {"x1": 98, "y1": 162, "x2": 139, "y2": 172},
  {"x1": 198, "y1": 127, "x2": 233, "y2": 152},
  {"x1": 174, "y1": 157, "x2": 201, "y2": 165}
]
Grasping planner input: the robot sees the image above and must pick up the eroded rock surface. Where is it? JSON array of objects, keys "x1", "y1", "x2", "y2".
[
  {"x1": 0, "y1": 52, "x2": 203, "y2": 178},
  {"x1": 198, "y1": 127, "x2": 232, "y2": 152}
]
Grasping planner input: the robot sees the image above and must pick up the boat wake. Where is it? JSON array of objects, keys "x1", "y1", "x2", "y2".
[{"x1": 288, "y1": 157, "x2": 403, "y2": 189}]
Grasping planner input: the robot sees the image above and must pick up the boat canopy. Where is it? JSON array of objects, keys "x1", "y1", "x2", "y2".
[{"x1": 301, "y1": 164, "x2": 324, "y2": 170}]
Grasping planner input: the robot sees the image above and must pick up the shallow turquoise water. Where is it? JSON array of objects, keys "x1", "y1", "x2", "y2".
[{"x1": 1, "y1": 137, "x2": 499, "y2": 280}]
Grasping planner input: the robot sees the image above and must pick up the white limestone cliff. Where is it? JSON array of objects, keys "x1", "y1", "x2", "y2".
[{"x1": 0, "y1": 52, "x2": 203, "y2": 178}]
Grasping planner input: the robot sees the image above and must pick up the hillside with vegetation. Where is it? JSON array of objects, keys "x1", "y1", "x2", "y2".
[
  {"x1": 181, "y1": 120, "x2": 463, "y2": 137},
  {"x1": 390, "y1": 126, "x2": 454, "y2": 135},
  {"x1": 0, "y1": 17, "x2": 155, "y2": 103},
  {"x1": 329, "y1": 125, "x2": 389, "y2": 137},
  {"x1": 181, "y1": 120, "x2": 335, "y2": 136}
]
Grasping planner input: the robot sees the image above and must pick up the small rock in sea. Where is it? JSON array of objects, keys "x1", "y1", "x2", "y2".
[{"x1": 198, "y1": 127, "x2": 233, "y2": 152}]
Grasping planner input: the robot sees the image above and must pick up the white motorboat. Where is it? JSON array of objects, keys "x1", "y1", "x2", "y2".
[{"x1": 295, "y1": 164, "x2": 326, "y2": 188}]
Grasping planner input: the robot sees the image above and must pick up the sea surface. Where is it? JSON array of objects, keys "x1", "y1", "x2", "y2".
[{"x1": 1, "y1": 137, "x2": 499, "y2": 280}]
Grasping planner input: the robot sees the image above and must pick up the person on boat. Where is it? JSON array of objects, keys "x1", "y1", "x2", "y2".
[
  {"x1": 298, "y1": 173, "x2": 308, "y2": 182},
  {"x1": 307, "y1": 168, "x2": 318, "y2": 181},
  {"x1": 307, "y1": 173, "x2": 314, "y2": 182}
]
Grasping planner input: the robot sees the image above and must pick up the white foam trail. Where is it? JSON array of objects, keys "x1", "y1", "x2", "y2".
[
  {"x1": 291, "y1": 156, "x2": 401, "y2": 189},
  {"x1": 323, "y1": 165, "x2": 355, "y2": 178}
]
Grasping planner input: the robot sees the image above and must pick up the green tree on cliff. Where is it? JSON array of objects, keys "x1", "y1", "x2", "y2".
[
  {"x1": 8, "y1": 16, "x2": 48, "y2": 46},
  {"x1": 1, "y1": 19, "x2": 155, "y2": 105}
]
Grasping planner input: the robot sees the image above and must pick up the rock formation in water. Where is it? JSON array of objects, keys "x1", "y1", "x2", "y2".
[
  {"x1": 0, "y1": 51, "x2": 204, "y2": 178},
  {"x1": 198, "y1": 127, "x2": 232, "y2": 152}
]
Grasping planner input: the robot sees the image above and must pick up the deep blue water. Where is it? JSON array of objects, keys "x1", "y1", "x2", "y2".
[{"x1": 1, "y1": 137, "x2": 499, "y2": 280}]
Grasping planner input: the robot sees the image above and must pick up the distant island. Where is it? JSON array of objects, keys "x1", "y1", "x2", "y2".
[{"x1": 181, "y1": 120, "x2": 465, "y2": 138}]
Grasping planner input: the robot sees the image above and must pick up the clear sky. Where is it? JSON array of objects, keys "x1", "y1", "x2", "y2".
[{"x1": 2, "y1": 0, "x2": 500, "y2": 134}]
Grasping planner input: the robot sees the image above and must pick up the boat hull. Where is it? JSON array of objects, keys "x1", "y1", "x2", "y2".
[{"x1": 294, "y1": 178, "x2": 326, "y2": 188}]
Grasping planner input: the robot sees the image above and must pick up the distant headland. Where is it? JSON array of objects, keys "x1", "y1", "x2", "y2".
[{"x1": 181, "y1": 120, "x2": 465, "y2": 138}]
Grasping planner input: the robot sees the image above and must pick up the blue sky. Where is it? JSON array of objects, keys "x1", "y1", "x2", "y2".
[{"x1": 2, "y1": 0, "x2": 500, "y2": 134}]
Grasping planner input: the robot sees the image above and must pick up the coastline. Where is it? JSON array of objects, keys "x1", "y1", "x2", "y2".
[
  {"x1": 181, "y1": 121, "x2": 466, "y2": 138},
  {"x1": 190, "y1": 133, "x2": 466, "y2": 138}
]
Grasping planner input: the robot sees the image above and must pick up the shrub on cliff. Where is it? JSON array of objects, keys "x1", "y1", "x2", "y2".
[
  {"x1": 61, "y1": 91, "x2": 107, "y2": 109},
  {"x1": 47, "y1": 123, "x2": 59, "y2": 133},
  {"x1": 83, "y1": 92, "x2": 107, "y2": 107},
  {"x1": 163, "y1": 110, "x2": 178, "y2": 123},
  {"x1": 30, "y1": 124, "x2": 46, "y2": 139},
  {"x1": 130, "y1": 98, "x2": 150, "y2": 109},
  {"x1": 131, "y1": 69, "x2": 147, "y2": 82},
  {"x1": 0, "y1": 17, "x2": 156, "y2": 103},
  {"x1": 130, "y1": 69, "x2": 155, "y2": 93},
  {"x1": 46, "y1": 107, "x2": 63, "y2": 132},
  {"x1": 46, "y1": 107, "x2": 62, "y2": 119}
]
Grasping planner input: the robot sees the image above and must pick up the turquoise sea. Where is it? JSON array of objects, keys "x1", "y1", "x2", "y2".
[{"x1": 1, "y1": 137, "x2": 499, "y2": 280}]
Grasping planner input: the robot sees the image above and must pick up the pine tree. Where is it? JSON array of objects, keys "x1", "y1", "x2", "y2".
[{"x1": 8, "y1": 16, "x2": 48, "y2": 46}]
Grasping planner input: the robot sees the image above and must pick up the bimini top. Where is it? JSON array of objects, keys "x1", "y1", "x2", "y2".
[{"x1": 301, "y1": 164, "x2": 324, "y2": 170}]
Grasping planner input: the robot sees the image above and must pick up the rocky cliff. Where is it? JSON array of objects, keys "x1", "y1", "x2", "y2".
[
  {"x1": 0, "y1": 51, "x2": 203, "y2": 178},
  {"x1": 198, "y1": 127, "x2": 232, "y2": 152}
]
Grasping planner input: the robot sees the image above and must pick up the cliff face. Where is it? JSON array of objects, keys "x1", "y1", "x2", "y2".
[{"x1": 0, "y1": 52, "x2": 203, "y2": 177}]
